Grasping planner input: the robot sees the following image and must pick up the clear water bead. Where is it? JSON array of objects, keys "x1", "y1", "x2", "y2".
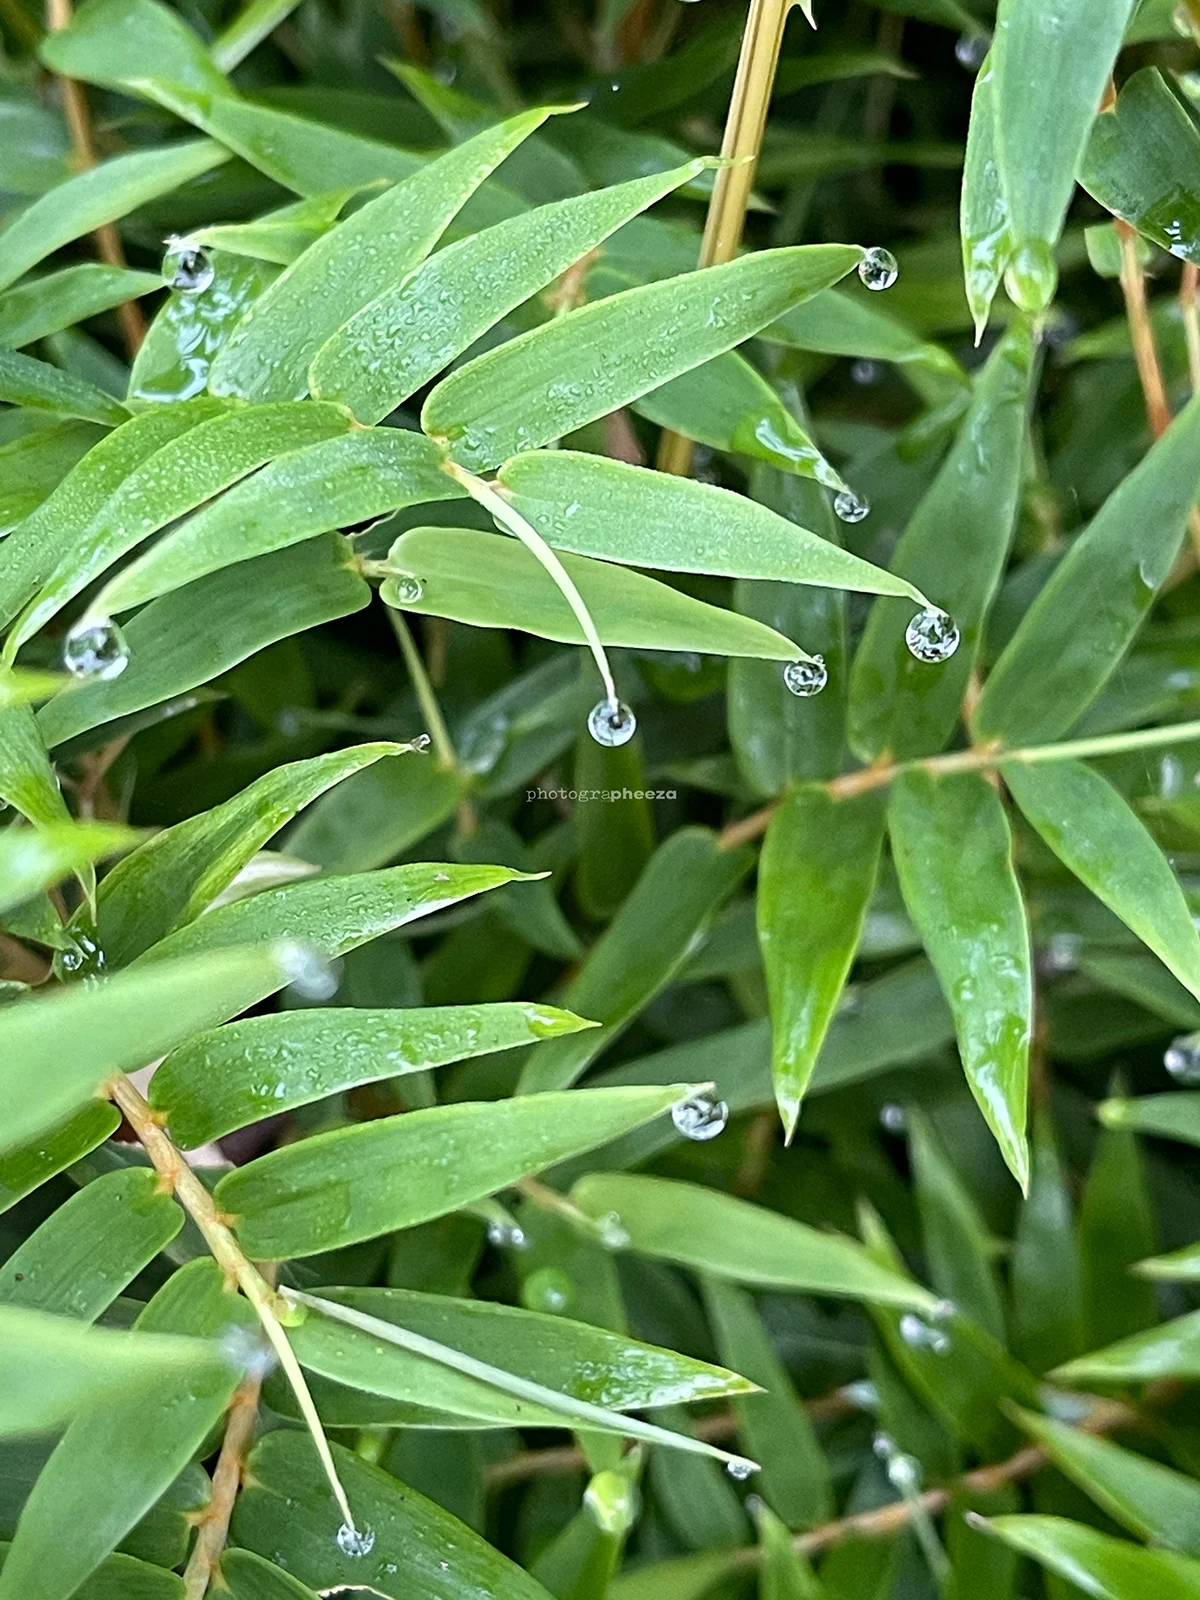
[
  {"x1": 898, "y1": 1312, "x2": 950, "y2": 1354},
  {"x1": 588, "y1": 699, "x2": 637, "y2": 747},
  {"x1": 335, "y1": 1522, "x2": 375, "y2": 1558},
  {"x1": 63, "y1": 617, "x2": 129, "y2": 681},
  {"x1": 879, "y1": 1102, "x2": 907, "y2": 1134},
  {"x1": 280, "y1": 941, "x2": 340, "y2": 1001},
  {"x1": 671, "y1": 1093, "x2": 729, "y2": 1141},
  {"x1": 850, "y1": 358, "x2": 879, "y2": 385},
  {"x1": 391, "y1": 574, "x2": 423, "y2": 603},
  {"x1": 858, "y1": 247, "x2": 899, "y2": 291},
  {"x1": 162, "y1": 237, "x2": 214, "y2": 293},
  {"x1": 955, "y1": 30, "x2": 990, "y2": 69},
  {"x1": 783, "y1": 657, "x2": 828, "y2": 698},
  {"x1": 1166, "y1": 1034, "x2": 1200, "y2": 1084},
  {"x1": 834, "y1": 487, "x2": 870, "y2": 523},
  {"x1": 725, "y1": 1459, "x2": 755, "y2": 1481},
  {"x1": 905, "y1": 607, "x2": 960, "y2": 663}
]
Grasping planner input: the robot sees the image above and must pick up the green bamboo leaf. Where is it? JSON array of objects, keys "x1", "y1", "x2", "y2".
[
  {"x1": 889, "y1": 771, "x2": 1032, "y2": 1187},
  {"x1": 1078, "y1": 1114, "x2": 1158, "y2": 1349},
  {"x1": 1099, "y1": 1091, "x2": 1200, "y2": 1146},
  {"x1": 136, "y1": 860, "x2": 524, "y2": 969},
  {"x1": 1003, "y1": 760, "x2": 1200, "y2": 999},
  {"x1": 0, "y1": 421, "x2": 105, "y2": 538},
  {"x1": 0, "y1": 1302, "x2": 232, "y2": 1437},
  {"x1": 752, "y1": 1500, "x2": 825, "y2": 1600},
  {"x1": 960, "y1": 54, "x2": 1010, "y2": 338},
  {"x1": 703, "y1": 1278, "x2": 833, "y2": 1528},
  {"x1": 152, "y1": 1001, "x2": 593, "y2": 1148},
  {"x1": 221, "y1": 1551, "x2": 318, "y2": 1600},
  {"x1": 209, "y1": 109, "x2": 557, "y2": 403},
  {"x1": 1081, "y1": 67, "x2": 1200, "y2": 263},
  {"x1": 0, "y1": 265, "x2": 163, "y2": 351},
  {"x1": 0, "y1": 822, "x2": 136, "y2": 915},
  {"x1": 284, "y1": 756, "x2": 470, "y2": 874},
  {"x1": 758, "y1": 788, "x2": 885, "y2": 1138},
  {"x1": 1011, "y1": 1110, "x2": 1085, "y2": 1373},
  {"x1": 0, "y1": 1169, "x2": 182, "y2": 1320},
  {"x1": 0, "y1": 399, "x2": 227, "y2": 632},
  {"x1": 0, "y1": 1545, "x2": 183, "y2": 1598},
  {"x1": 127, "y1": 250, "x2": 279, "y2": 407},
  {"x1": 1055, "y1": 1307, "x2": 1200, "y2": 1381},
  {"x1": 849, "y1": 324, "x2": 1034, "y2": 761},
  {"x1": 0, "y1": 349, "x2": 127, "y2": 426},
  {"x1": 0, "y1": 942, "x2": 303, "y2": 1154},
  {"x1": 382, "y1": 526, "x2": 804, "y2": 660},
  {"x1": 761, "y1": 286, "x2": 965, "y2": 381},
  {"x1": 181, "y1": 187, "x2": 373, "y2": 267},
  {"x1": 990, "y1": 0, "x2": 1136, "y2": 311},
  {"x1": 978, "y1": 1514, "x2": 1200, "y2": 1600},
  {"x1": 216, "y1": 1083, "x2": 699, "y2": 1258},
  {"x1": 976, "y1": 395, "x2": 1200, "y2": 743},
  {"x1": 310, "y1": 161, "x2": 705, "y2": 422},
  {"x1": 232, "y1": 1430, "x2": 557, "y2": 1600},
  {"x1": 1010, "y1": 1407, "x2": 1200, "y2": 1554},
  {"x1": 0, "y1": 1105, "x2": 120, "y2": 1216},
  {"x1": 498, "y1": 451, "x2": 927, "y2": 599},
  {"x1": 96, "y1": 431, "x2": 462, "y2": 618},
  {"x1": 570, "y1": 1174, "x2": 939, "y2": 1311},
  {"x1": 0, "y1": 1260, "x2": 251, "y2": 1600},
  {"x1": 908, "y1": 1110, "x2": 1007, "y2": 1339},
  {"x1": 423, "y1": 245, "x2": 864, "y2": 472},
  {"x1": 36, "y1": 534, "x2": 369, "y2": 748},
  {"x1": 212, "y1": 0, "x2": 305, "y2": 68},
  {"x1": 0, "y1": 706, "x2": 72, "y2": 828},
  {"x1": 518, "y1": 827, "x2": 750, "y2": 1093},
  {"x1": 95, "y1": 744, "x2": 406, "y2": 965},
  {"x1": 10, "y1": 401, "x2": 353, "y2": 655},
  {"x1": 0, "y1": 140, "x2": 229, "y2": 294},
  {"x1": 39, "y1": 0, "x2": 226, "y2": 93}
]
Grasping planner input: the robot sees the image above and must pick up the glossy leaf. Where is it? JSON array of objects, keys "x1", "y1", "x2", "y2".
[
  {"x1": 0, "y1": 1168, "x2": 182, "y2": 1320},
  {"x1": 216, "y1": 1084, "x2": 698, "y2": 1258},
  {"x1": 1081, "y1": 67, "x2": 1200, "y2": 263},
  {"x1": 383, "y1": 526, "x2": 803, "y2": 659},
  {"x1": 0, "y1": 1105, "x2": 120, "y2": 1217},
  {"x1": 152, "y1": 1001, "x2": 593, "y2": 1148},
  {"x1": 311, "y1": 160, "x2": 705, "y2": 422},
  {"x1": 209, "y1": 109, "x2": 556, "y2": 403},
  {"x1": 39, "y1": 0, "x2": 227, "y2": 94},
  {"x1": 0, "y1": 265, "x2": 162, "y2": 350},
  {"x1": 422, "y1": 245, "x2": 864, "y2": 471},
  {"x1": 221, "y1": 1552, "x2": 318, "y2": 1600},
  {"x1": 762, "y1": 286, "x2": 964, "y2": 379},
  {"x1": 498, "y1": 451, "x2": 927, "y2": 599},
  {"x1": 518, "y1": 827, "x2": 750, "y2": 1092},
  {"x1": 0, "y1": 348, "x2": 127, "y2": 425},
  {"x1": 758, "y1": 788, "x2": 885, "y2": 1138},
  {"x1": 980, "y1": 1514, "x2": 1200, "y2": 1600},
  {"x1": 0, "y1": 822, "x2": 137, "y2": 915},
  {"x1": 974, "y1": 393, "x2": 1200, "y2": 744},
  {"x1": 960, "y1": 54, "x2": 1010, "y2": 337},
  {"x1": 0, "y1": 942, "x2": 301, "y2": 1154},
  {"x1": 570, "y1": 1174, "x2": 939, "y2": 1310},
  {"x1": 0, "y1": 705, "x2": 71, "y2": 829},
  {"x1": 1003, "y1": 759, "x2": 1200, "y2": 999},
  {"x1": 0, "y1": 1545, "x2": 183, "y2": 1598},
  {"x1": 889, "y1": 770, "x2": 1032, "y2": 1188}
]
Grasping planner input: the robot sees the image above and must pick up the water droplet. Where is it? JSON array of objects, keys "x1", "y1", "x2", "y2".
[
  {"x1": 904, "y1": 607, "x2": 960, "y2": 663},
  {"x1": 842, "y1": 1379, "x2": 879, "y2": 1411},
  {"x1": 588, "y1": 699, "x2": 636, "y2": 747},
  {"x1": 162, "y1": 237, "x2": 214, "y2": 293},
  {"x1": 597, "y1": 1210, "x2": 630, "y2": 1249},
  {"x1": 279, "y1": 941, "x2": 341, "y2": 1001},
  {"x1": 898, "y1": 1312, "x2": 950, "y2": 1354},
  {"x1": 391, "y1": 574, "x2": 423, "y2": 604},
  {"x1": 879, "y1": 1103, "x2": 907, "y2": 1134},
  {"x1": 410, "y1": 733, "x2": 432, "y2": 752},
  {"x1": 671, "y1": 1092, "x2": 729, "y2": 1141},
  {"x1": 55, "y1": 930, "x2": 105, "y2": 980},
  {"x1": 725, "y1": 1458, "x2": 755, "y2": 1481},
  {"x1": 335, "y1": 1522, "x2": 375, "y2": 1558},
  {"x1": 521, "y1": 1267, "x2": 575, "y2": 1315},
  {"x1": 874, "y1": 1432, "x2": 923, "y2": 1491},
  {"x1": 783, "y1": 657, "x2": 828, "y2": 697},
  {"x1": 858, "y1": 247, "x2": 899, "y2": 291},
  {"x1": 1040, "y1": 931, "x2": 1081, "y2": 976},
  {"x1": 834, "y1": 487, "x2": 870, "y2": 523},
  {"x1": 1166, "y1": 1034, "x2": 1200, "y2": 1084},
  {"x1": 955, "y1": 30, "x2": 990, "y2": 69},
  {"x1": 63, "y1": 617, "x2": 129, "y2": 681},
  {"x1": 486, "y1": 1218, "x2": 528, "y2": 1249},
  {"x1": 850, "y1": 358, "x2": 879, "y2": 385}
]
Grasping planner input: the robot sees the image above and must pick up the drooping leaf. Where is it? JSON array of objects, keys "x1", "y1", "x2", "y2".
[
  {"x1": 1080, "y1": 67, "x2": 1200, "y2": 263},
  {"x1": 0, "y1": 348, "x2": 126, "y2": 426}
]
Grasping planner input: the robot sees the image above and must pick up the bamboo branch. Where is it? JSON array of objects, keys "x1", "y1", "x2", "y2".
[
  {"x1": 1181, "y1": 263, "x2": 1200, "y2": 394},
  {"x1": 182, "y1": 1357, "x2": 268, "y2": 1599},
  {"x1": 43, "y1": 0, "x2": 145, "y2": 358}
]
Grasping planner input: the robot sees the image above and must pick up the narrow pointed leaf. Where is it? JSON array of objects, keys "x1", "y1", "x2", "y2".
[
  {"x1": 1011, "y1": 1110, "x2": 1085, "y2": 1372},
  {"x1": 1080, "y1": 67, "x2": 1200, "y2": 263},
  {"x1": 311, "y1": 160, "x2": 705, "y2": 422},
  {"x1": 0, "y1": 1545, "x2": 183, "y2": 1598},
  {"x1": 498, "y1": 451, "x2": 927, "y2": 598},
  {"x1": 1003, "y1": 759, "x2": 1200, "y2": 1000},
  {"x1": 0, "y1": 706, "x2": 70, "y2": 829},
  {"x1": 1055, "y1": 1308, "x2": 1200, "y2": 1381},
  {"x1": 0, "y1": 349, "x2": 127, "y2": 424},
  {"x1": 980, "y1": 1514, "x2": 1200, "y2": 1600},
  {"x1": 215, "y1": 1084, "x2": 699, "y2": 1258},
  {"x1": 762, "y1": 286, "x2": 965, "y2": 380},
  {"x1": 423, "y1": 245, "x2": 863, "y2": 472},
  {"x1": 960, "y1": 54, "x2": 1010, "y2": 336},
  {"x1": 1099, "y1": 1091, "x2": 1200, "y2": 1147},
  {"x1": 908, "y1": 1110, "x2": 1007, "y2": 1339},
  {"x1": 382, "y1": 526, "x2": 804, "y2": 659},
  {"x1": 889, "y1": 770, "x2": 1032, "y2": 1187},
  {"x1": 570, "y1": 1174, "x2": 939, "y2": 1311},
  {"x1": 209, "y1": 109, "x2": 557, "y2": 403},
  {"x1": 38, "y1": 0, "x2": 227, "y2": 94},
  {"x1": 758, "y1": 788, "x2": 885, "y2": 1137}
]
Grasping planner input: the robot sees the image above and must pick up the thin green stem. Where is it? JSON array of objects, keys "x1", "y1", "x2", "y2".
[{"x1": 387, "y1": 609, "x2": 458, "y2": 769}]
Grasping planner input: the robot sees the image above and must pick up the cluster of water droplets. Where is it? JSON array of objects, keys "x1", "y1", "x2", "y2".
[
  {"x1": 63, "y1": 617, "x2": 129, "y2": 682},
  {"x1": 783, "y1": 656, "x2": 827, "y2": 698},
  {"x1": 162, "y1": 237, "x2": 215, "y2": 294},
  {"x1": 858, "y1": 247, "x2": 899, "y2": 292},
  {"x1": 588, "y1": 698, "x2": 637, "y2": 747},
  {"x1": 671, "y1": 1092, "x2": 729, "y2": 1141},
  {"x1": 1166, "y1": 1033, "x2": 1200, "y2": 1084}
]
